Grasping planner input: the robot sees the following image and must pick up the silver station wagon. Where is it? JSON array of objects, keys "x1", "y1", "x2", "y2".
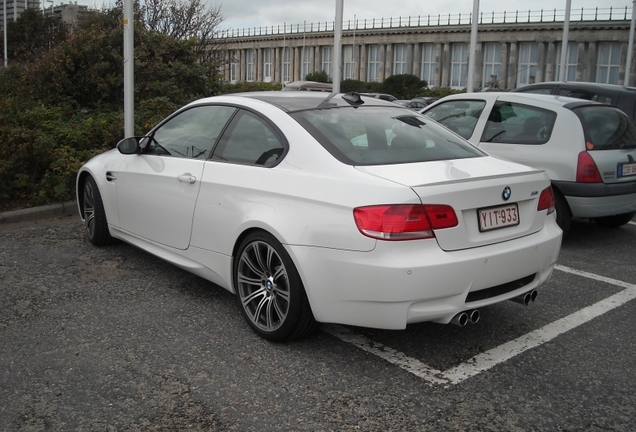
[{"x1": 421, "y1": 92, "x2": 636, "y2": 234}]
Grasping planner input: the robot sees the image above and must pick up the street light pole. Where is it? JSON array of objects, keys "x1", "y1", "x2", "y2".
[
  {"x1": 123, "y1": 0, "x2": 134, "y2": 137},
  {"x1": 3, "y1": 0, "x2": 8, "y2": 68},
  {"x1": 332, "y1": 0, "x2": 343, "y2": 93}
]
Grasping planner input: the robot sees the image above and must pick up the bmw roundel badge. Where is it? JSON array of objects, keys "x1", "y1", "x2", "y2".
[{"x1": 502, "y1": 186, "x2": 512, "y2": 201}]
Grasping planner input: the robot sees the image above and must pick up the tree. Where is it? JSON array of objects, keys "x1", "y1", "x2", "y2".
[
  {"x1": 305, "y1": 70, "x2": 330, "y2": 83},
  {"x1": 140, "y1": 0, "x2": 224, "y2": 62},
  {"x1": 1, "y1": 9, "x2": 70, "y2": 64},
  {"x1": 380, "y1": 74, "x2": 427, "y2": 99}
]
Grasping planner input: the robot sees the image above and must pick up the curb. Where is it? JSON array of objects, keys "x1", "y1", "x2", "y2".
[{"x1": 0, "y1": 201, "x2": 78, "y2": 224}]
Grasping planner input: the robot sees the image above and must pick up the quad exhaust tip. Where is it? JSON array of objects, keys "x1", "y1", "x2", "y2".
[
  {"x1": 510, "y1": 289, "x2": 538, "y2": 306},
  {"x1": 451, "y1": 309, "x2": 480, "y2": 327}
]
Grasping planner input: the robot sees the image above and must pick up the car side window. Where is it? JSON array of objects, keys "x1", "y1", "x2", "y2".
[
  {"x1": 557, "y1": 89, "x2": 613, "y2": 105},
  {"x1": 422, "y1": 100, "x2": 486, "y2": 139},
  {"x1": 145, "y1": 105, "x2": 236, "y2": 159},
  {"x1": 517, "y1": 87, "x2": 553, "y2": 95},
  {"x1": 212, "y1": 111, "x2": 285, "y2": 166},
  {"x1": 481, "y1": 102, "x2": 556, "y2": 145}
]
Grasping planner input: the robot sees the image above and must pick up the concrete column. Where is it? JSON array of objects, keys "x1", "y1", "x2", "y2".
[
  {"x1": 587, "y1": 42, "x2": 597, "y2": 82},
  {"x1": 240, "y1": 50, "x2": 246, "y2": 82},
  {"x1": 500, "y1": 43, "x2": 509, "y2": 90},
  {"x1": 545, "y1": 42, "x2": 555, "y2": 81},
  {"x1": 272, "y1": 48, "x2": 282, "y2": 83},
  {"x1": 536, "y1": 42, "x2": 546, "y2": 83},
  {"x1": 407, "y1": 43, "x2": 414, "y2": 75},
  {"x1": 256, "y1": 48, "x2": 262, "y2": 82},
  {"x1": 412, "y1": 43, "x2": 421, "y2": 79},
  {"x1": 309, "y1": 46, "x2": 316, "y2": 75},
  {"x1": 440, "y1": 43, "x2": 450, "y2": 88},
  {"x1": 576, "y1": 42, "x2": 586, "y2": 81},
  {"x1": 507, "y1": 42, "x2": 518, "y2": 89},
  {"x1": 381, "y1": 44, "x2": 390, "y2": 81},
  {"x1": 360, "y1": 43, "x2": 367, "y2": 82},
  {"x1": 473, "y1": 42, "x2": 484, "y2": 91},
  {"x1": 294, "y1": 47, "x2": 301, "y2": 81}
]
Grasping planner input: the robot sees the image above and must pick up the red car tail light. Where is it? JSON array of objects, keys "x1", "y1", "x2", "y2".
[
  {"x1": 576, "y1": 151, "x2": 602, "y2": 183},
  {"x1": 537, "y1": 186, "x2": 555, "y2": 214},
  {"x1": 353, "y1": 204, "x2": 458, "y2": 241}
]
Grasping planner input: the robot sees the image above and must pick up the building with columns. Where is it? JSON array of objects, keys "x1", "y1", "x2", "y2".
[{"x1": 218, "y1": 7, "x2": 635, "y2": 90}]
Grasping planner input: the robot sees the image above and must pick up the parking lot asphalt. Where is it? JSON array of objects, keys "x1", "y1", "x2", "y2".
[{"x1": 1, "y1": 208, "x2": 635, "y2": 431}]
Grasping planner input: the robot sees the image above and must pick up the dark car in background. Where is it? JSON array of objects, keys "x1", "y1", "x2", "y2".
[{"x1": 513, "y1": 82, "x2": 636, "y2": 122}]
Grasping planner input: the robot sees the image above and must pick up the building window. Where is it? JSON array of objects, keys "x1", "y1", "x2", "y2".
[
  {"x1": 282, "y1": 47, "x2": 290, "y2": 83},
  {"x1": 321, "y1": 46, "x2": 332, "y2": 78},
  {"x1": 451, "y1": 44, "x2": 468, "y2": 87},
  {"x1": 301, "y1": 47, "x2": 311, "y2": 79},
  {"x1": 518, "y1": 42, "x2": 539, "y2": 86},
  {"x1": 420, "y1": 44, "x2": 436, "y2": 86},
  {"x1": 368, "y1": 45, "x2": 381, "y2": 82},
  {"x1": 230, "y1": 50, "x2": 237, "y2": 83},
  {"x1": 246, "y1": 49, "x2": 255, "y2": 82},
  {"x1": 394, "y1": 44, "x2": 407, "y2": 75},
  {"x1": 555, "y1": 44, "x2": 578, "y2": 81},
  {"x1": 482, "y1": 43, "x2": 502, "y2": 89},
  {"x1": 344, "y1": 45, "x2": 356, "y2": 80},
  {"x1": 263, "y1": 49, "x2": 272, "y2": 82},
  {"x1": 597, "y1": 42, "x2": 621, "y2": 84}
]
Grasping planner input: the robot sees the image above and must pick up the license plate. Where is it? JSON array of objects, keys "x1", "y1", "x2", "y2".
[
  {"x1": 618, "y1": 162, "x2": 636, "y2": 178},
  {"x1": 478, "y1": 203, "x2": 520, "y2": 232}
]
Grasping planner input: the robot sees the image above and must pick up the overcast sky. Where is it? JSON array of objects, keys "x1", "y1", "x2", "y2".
[{"x1": 214, "y1": 0, "x2": 631, "y2": 30}]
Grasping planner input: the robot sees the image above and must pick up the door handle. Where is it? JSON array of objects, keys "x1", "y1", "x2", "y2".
[
  {"x1": 177, "y1": 174, "x2": 197, "y2": 184},
  {"x1": 106, "y1": 172, "x2": 117, "y2": 182}
]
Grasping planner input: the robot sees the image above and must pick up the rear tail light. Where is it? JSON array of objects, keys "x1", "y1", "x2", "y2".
[
  {"x1": 537, "y1": 186, "x2": 555, "y2": 214},
  {"x1": 576, "y1": 151, "x2": 602, "y2": 183},
  {"x1": 353, "y1": 204, "x2": 458, "y2": 241}
]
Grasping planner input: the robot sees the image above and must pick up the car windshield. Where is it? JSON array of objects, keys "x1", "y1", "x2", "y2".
[
  {"x1": 291, "y1": 106, "x2": 485, "y2": 165},
  {"x1": 574, "y1": 106, "x2": 636, "y2": 150}
]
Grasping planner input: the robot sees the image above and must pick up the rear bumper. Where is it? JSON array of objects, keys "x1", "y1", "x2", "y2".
[
  {"x1": 287, "y1": 217, "x2": 562, "y2": 330},
  {"x1": 553, "y1": 180, "x2": 636, "y2": 218}
]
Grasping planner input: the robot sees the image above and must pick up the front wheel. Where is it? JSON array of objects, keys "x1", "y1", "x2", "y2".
[
  {"x1": 593, "y1": 212, "x2": 635, "y2": 228},
  {"x1": 234, "y1": 231, "x2": 318, "y2": 342}
]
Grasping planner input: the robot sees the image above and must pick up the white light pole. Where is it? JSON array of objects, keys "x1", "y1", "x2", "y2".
[
  {"x1": 332, "y1": 0, "x2": 343, "y2": 92},
  {"x1": 625, "y1": 0, "x2": 636, "y2": 86},
  {"x1": 3, "y1": 0, "x2": 7, "y2": 68},
  {"x1": 558, "y1": 0, "x2": 571, "y2": 82},
  {"x1": 466, "y1": 0, "x2": 479, "y2": 92},
  {"x1": 123, "y1": 0, "x2": 134, "y2": 137}
]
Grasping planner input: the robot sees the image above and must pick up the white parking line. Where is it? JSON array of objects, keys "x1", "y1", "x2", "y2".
[{"x1": 324, "y1": 265, "x2": 636, "y2": 386}]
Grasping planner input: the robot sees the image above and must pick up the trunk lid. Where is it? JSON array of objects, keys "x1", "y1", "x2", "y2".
[{"x1": 355, "y1": 156, "x2": 552, "y2": 251}]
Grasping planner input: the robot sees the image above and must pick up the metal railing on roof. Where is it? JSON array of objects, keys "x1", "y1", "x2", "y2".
[{"x1": 217, "y1": 6, "x2": 633, "y2": 38}]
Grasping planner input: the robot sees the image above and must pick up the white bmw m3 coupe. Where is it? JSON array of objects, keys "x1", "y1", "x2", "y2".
[{"x1": 76, "y1": 92, "x2": 562, "y2": 341}]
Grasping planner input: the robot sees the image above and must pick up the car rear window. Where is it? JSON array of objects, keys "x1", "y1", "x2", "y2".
[
  {"x1": 574, "y1": 106, "x2": 636, "y2": 150},
  {"x1": 291, "y1": 106, "x2": 485, "y2": 165}
]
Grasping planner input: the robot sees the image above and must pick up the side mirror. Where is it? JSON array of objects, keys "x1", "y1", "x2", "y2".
[{"x1": 116, "y1": 137, "x2": 141, "y2": 155}]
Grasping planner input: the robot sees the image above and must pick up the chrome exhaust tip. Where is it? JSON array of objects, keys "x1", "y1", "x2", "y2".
[
  {"x1": 451, "y1": 312, "x2": 469, "y2": 327},
  {"x1": 510, "y1": 290, "x2": 538, "y2": 306},
  {"x1": 468, "y1": 309, "x2": 480, "y2": 324}
]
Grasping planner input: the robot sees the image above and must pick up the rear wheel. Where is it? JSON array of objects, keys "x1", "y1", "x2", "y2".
[
  {"x1": 554, "y1": 190, "x2": 572, "y2": 236},
  {"x1": 83, "y1": 175, "x2": 113, "y2": 246},
  {"x1": 234, "y1": 231, "x2": 318, "y2": 342},
  {"x1": 593, "y1": 212, "x2": 635, "y2": 228}
]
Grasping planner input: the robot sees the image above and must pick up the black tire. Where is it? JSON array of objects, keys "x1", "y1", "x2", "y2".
[
  {"x1": 234, "y1": 231, "x2": 318, "y2": 342},
  {"x1": 83, "y1": 175, "x2": 113, "y2": 246},
  {"x1": 593, "y1": 212, "x2": 636, "y2": 228},
  {"x1": 554, "y1": 189, "x2": 572, "y2": 236}
]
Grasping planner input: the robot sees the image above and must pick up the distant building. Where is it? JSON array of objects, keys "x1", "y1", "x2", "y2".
[
  {"x1": 0, "y1": 0, "x2": 41, "y2": 24},
  {"x1": 0, "y1": 1, "x2": 88, "y2": 28},
  {"x1": 217, "y1": 7, "x2": 636, "y2": 89}
]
